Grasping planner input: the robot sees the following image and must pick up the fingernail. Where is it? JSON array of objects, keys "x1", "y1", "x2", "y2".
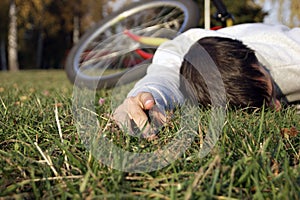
[{"x1": 145, "y1": 99, "x2": 154, "y2": 106}]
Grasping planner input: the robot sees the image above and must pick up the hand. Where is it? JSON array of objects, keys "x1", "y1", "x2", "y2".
[{"x1": 113, "y1": 92, "x2": 166, "y2": 138}]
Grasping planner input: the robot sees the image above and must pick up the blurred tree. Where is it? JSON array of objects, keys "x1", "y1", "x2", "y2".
[
  {"x1": 0, "y1": 0, "x2": 109, "y2": 70},
  {"x1": 0, "y1": 0, "x2": 10, "y2": 70},
  {"x1": 224, "y1": 0, "x2": 267, "y2": 24},
  {"x1": 59, "y1": 0, "x2": 106, "y2": 44},
  {"x1": 58, "y1": 0, "x2": 87, "y2": 44},
  {"x1": 290, "y1": 0, "x2": 300, "y2": 27},
  {"x1": 17, "y1": 0, "x2": 60, "y2": 69},
  {"x1": 196, "y1": 0, "x2": 267, "y2": 27},
  {"x1": 8, "y1": 0, "x2": 19, "y2": 71},
  {"x1": 258, "y1": 0, "x2": 300, "y2": 27},
  {"x1": 81, "y1": 0, "x2": 110, "y2": 32},
  {"x1": 15, "y1": 0, "x2": 106, "y2": 69}
]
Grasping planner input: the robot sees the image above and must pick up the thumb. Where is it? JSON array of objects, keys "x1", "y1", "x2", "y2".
[{"x1": 138, "y1": 92, "x2": 155, "y2": 110}]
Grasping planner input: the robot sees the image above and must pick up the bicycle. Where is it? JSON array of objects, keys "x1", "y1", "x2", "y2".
[{"x1": 65, "y1": 0, "x2": 233, "y2": 89}]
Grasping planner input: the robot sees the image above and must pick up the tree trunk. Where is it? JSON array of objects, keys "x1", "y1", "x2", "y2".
[
  {"x1": 36, "y1": 28, "x2": 43, "y2": 69},
  {"x1": 0, "y1": 37, "x2": 7, "y2": 71},
  {"x1": 8, "y1": 0, "x2": 19, "y2": 71},
  {"x1": 73, "y1": 15, "x2": 80, "y2": 44}
]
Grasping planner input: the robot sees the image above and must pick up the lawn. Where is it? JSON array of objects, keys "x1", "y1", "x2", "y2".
[{"x1": 0, "y1": 70, "x2": 299, "y2": 199}]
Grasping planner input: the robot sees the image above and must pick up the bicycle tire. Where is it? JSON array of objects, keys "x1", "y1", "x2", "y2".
[{"x1": 65, "y1": 0, "x2": 200, "y2": 90}]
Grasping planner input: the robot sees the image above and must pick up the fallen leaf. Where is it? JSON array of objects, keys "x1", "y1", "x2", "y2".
[
  {"x1": 20, "y1": 96, "x2": 28, "y2": 101},
  {"x1": 43, "y1": 90, "x2": 50, "y2": 96},
  {"x1": 280, "y1": 126, "x2": 299, "y2": 139},
  {"x1": 55, "y1": 102, "x2": 63, "y2": 107},
  {"x1": 29, "y1": 88, "x2": 35, "y2": 93},
  {"x1": 271, "y1": 159, "x2": 279, "y2": 176}
]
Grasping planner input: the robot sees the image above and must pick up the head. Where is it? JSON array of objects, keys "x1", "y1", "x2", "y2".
[{"x1": 180, "y1": 36, "x2": 280, "y2": 110}]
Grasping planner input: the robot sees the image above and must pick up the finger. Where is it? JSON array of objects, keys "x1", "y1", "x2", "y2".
[
  {"x1": 114, "y1": 105, "x2": 150, "y2": 137},
  {"x1": 142, "y1": 105, "x2": 167, "y2": 138},
  {"x1": 149, "y1": 105, "x2": 166, "y2": 126},
  {"x1": 113, "y1": 93, "x2": 161, "y2": 138},
  {"x1": 128, "y1": 105, "x2": 149, "y2": 131},
  {"x1": 113, "y1": 105, "x2": 132, "y2": 131},
  {"x1": 136, "y1": 92, "x2": 155, "y2": 110},
  {"x1": 113, "y1": 98, "x2": 149, "y2": 135}
]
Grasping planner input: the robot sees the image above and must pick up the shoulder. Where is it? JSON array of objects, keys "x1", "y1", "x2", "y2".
[{"x1": 218, "y1": 23, "x2": 299, "y2": 39}]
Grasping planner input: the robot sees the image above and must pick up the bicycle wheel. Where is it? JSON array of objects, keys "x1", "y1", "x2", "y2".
[{"x1": 65, "y1": 0, "x2": 200, "y2": 89}]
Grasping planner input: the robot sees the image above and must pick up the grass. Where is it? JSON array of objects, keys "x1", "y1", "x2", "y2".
[{"x1": 0, "y1": 70, "x2": 299, "y2": 199}]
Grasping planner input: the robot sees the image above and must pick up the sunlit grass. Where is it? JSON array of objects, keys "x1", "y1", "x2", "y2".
[{"x1": 0, "y1": 70, "x2": 299, "y2": 199}]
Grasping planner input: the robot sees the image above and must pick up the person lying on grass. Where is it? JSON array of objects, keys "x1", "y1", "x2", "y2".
[{"x1": 113, "y1": 23, "x2": 300, "y2": 137}]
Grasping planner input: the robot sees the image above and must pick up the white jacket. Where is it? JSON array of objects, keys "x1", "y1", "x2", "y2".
[{"x1": 128, "y1": 23, "x2": 300, "y2": 111}]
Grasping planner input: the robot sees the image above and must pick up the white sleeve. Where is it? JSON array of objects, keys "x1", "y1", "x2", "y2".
[
  {"x1": 127, "y1": 28, "x2": 228, "y2": 111},
  {"x1": 127, "y1": 34, "x2": 194, "y2": 111}
]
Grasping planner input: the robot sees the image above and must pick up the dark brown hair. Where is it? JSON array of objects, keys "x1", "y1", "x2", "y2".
[{"x1": 180, "y1": 36, "x2": 270, "y2": 108}]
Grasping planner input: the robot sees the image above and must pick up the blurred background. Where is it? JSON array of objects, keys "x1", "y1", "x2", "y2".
[{"x1": 0, "y1": 0, "x2": 299, "y2": 71}]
